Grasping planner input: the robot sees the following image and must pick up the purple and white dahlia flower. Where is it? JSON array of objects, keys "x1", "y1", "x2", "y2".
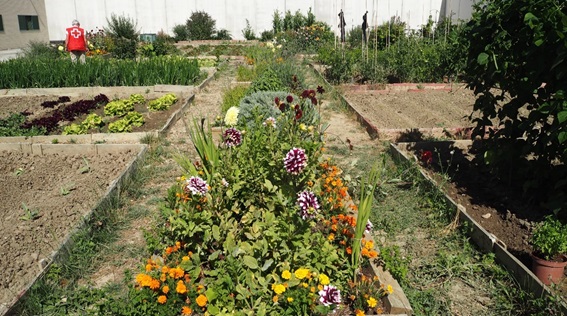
[
  {"x1": 297, "y1": 190, "x2": 320, "y2": 219},
  {"x1": 185, "y1": 176, "x2": 208, "y2": 196},
  {"x1": 223, "y1": 127, "x2": 242, "y2": 147},
  {"x1": 284, "y1": 147, "x2": 308, "y2": 175},
  {"x1": 263, "y1": 117, "x2": 277, "y2": 129},
  {"x1": 318, "y1": 285, "x2": 341, "y2": 307},
  {"x1": 365, "y1": 220, "x2": 373, "y2": 234}
]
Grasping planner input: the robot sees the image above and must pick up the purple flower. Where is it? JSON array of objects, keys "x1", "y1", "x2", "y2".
[
  {"x1": 365, "y1": 220, "x2": 373, "y2": 234},
  {"x1": 185, "y1": 176, "x2": 208, "y2": 196},
  {"x1": 297, "y1": 191, "x2": 320, "y2": 219},
  {"x1": 318, "y1": 285, "x2": 341, "y2": 306},
  {"x1": 284, "y1": 147, "x2": 308, "y2": 175},
  {"x1": 223, "y1": 127, "x2": 242, "y2": 147},
  {"x1": 286, "y1": 95, "x2": 294, "y2": 103}
]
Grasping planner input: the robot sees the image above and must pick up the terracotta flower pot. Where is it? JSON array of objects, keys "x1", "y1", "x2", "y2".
[{"x1": 531, "y1": 253, "x2": 567, "y2": 285}]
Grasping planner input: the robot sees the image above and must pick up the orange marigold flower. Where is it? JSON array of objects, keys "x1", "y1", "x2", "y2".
[
  {"x1": 157, "y1": 295, "x2": 167, "y2": 304},
  {"x1": 331, "y1": 224, "x2": 338, "y2": 232},
  {"x1": 181, "y1": 306, "x2": 193, "y2": 315},
  {"x1": 149, "y1": 279, "x2": 160, "y2": 290},
  {"x1": 368, "y1": 250, "x2": 378, "y2": 258},
  {"x1": 346, "y1": 247, "x2": 352, "y2": 254},
  {"x1": 160, "y1": 273, "x2": 166, "y2": 282},
  {"x1": 355, "y1": 309, "x2": 365, "y2": 316},
  {"x1": 145, "y1": 264, "x2": 152, "y2": 272},
  {"x1": 162, "y1": 285, "x2": 170, "y2": 294},
  {"x1": 196, "y1": 294, "x2": 208, "y2": 307},
  {"x1": 365, "y1": 240, "x2": 374, "y2": 250},
  {"x1": 176, "y1": 280, "x2": 187, "y2": 294},
  {"x1": 273, "y1": 295, "x2": 279, "y2": 303},
  {"x1": 328, "y1": 233, "x2": 335, "y2": 241},
  {"x1": 339, "y1": 240, "x2": 346, "y2": 245},
  {"x1": 136, "y1": 273, "x2": 152, "y2": 287},
  {"x1": 361, "y1": 248, "x2": 369, "y2": 257},
  {"x1": 165, "y1": 247, "x2": 173, "y2": 255}
]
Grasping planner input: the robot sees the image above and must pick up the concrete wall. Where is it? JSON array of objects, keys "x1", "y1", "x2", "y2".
[
  {"x1": 0, "y1": 0, "x2": 50, "y2": 50},
  {"x1": 43, "y1": 0, "x2": 476, "y2": 42}
]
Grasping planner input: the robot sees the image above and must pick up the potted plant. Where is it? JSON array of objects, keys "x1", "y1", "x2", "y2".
[{"x1": 529, "y1": 215, "x2": 567, "y2": 285}]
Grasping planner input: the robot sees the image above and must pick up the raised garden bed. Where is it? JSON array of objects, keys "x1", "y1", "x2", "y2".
[
  {"x1": 0, "y1": 143, "x2": 147, "y2": 315},
  {"x1": 389, "y1": 140, "x2": 567, "y2": 312},
  {"x1": 0, "y1": 68, "x2": 215, "y2": 144}
]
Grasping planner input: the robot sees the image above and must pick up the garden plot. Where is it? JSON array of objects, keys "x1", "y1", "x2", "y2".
[
  {"x1": 0, "y1": 86, "x2": 195, "y2": 143},
  {"x1": 390, "y1": 140, "x2": 567, "y2": 303},
  {"x1": 0, "y1": 143, "x2": 145, "y2": 313}
]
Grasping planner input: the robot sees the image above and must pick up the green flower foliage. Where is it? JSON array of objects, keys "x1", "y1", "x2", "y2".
[
  {"x1": 463, "y1": 0, "x2": 567, "y2": 213},
  {"x1": 530, "y1": 216, "x2": 567, "y2": 260}
]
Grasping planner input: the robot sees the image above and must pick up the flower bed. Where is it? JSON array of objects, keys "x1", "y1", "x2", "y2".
[{"x1": 129, "y1": 88, "x2": 407, "y2": 315}]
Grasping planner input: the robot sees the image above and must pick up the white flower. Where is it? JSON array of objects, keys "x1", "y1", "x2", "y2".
[{"x1": 224, "y1": 106, "x2": 239, "y2": 126}]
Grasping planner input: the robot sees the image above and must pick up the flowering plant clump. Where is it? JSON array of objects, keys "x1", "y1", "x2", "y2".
[
  {"x1": 284, "y1": 147, "x2": 308, "y2": 175},
  {"x1": 222, "y1": 127, "x2": 242, "y2": 147},
  {"x1": 297, "y1": 190, "x2": 320, "y2": 219}
]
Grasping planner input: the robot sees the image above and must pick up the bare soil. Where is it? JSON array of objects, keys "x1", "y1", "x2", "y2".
[{"x1": 0, "y1": 149, "x2": 138, "y2": 307}]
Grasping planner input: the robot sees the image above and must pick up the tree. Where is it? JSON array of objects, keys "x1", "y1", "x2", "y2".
[{"x1": 186, "y1": 11, "x2": 216, "y2": 40}]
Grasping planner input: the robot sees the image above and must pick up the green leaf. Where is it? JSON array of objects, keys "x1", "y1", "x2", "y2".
[
  {"x1": 205, "y1": 288, "x2": 218, "y2": 301},
  {"x1": 261, "y1": 259, "x2": 273, "y2": 271},
  {"x1": 212, "y1": 225, "x2": 220, "y2": 241},
  {"x1": 558, "y1": 131, "x2": 567, "y2": 144},
  {"x1": 264, "y1": 179, "x2": 273, "y2": 191},
  {"x1": 208, "y1": 250, "x2": 220, "y2": 261},
  {"x1": 558, "y1": 111, "x2": 567, "y2": 123},
  {"x1": 243, "y1": 255, "x2": 259, "y2": 270},
  {"x1": 477, "y1": 52, "x2": 489, "y2": 65},
  {"x1": 534, "y1": 39, "x2": 544, "y2": 46},
  {"x1": 207, "y1": 305, "x2": 220, "y2": 315}
]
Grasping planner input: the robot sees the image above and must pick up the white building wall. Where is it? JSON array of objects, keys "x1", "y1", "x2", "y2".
[{"x1": 43, "y1": 0, "x2": 475, "y2": 42}]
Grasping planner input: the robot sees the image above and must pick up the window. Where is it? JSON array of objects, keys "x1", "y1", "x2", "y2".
[
  {"x1": 0, "y1": 15, "x2": 3, "y2": 32},
  {"x1": 18, "y1": 15, "x2": 39, "y2": 31}
]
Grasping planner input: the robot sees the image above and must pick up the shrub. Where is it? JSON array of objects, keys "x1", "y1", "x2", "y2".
[
  {"x1": 260, "y1": 30, "x2": 274, "y2": 42},
  {"x1": 463, "y1": 0, "x2": 567, "y2": 213},
  {"x1": 153, "y1": 31, "x2": 178, "y2": 56},
  {"x1": 105, "y1": 14, "x2": 139, "y2": 59},
  {"x1": 215, "y1": 29, "x2": 232, "y2": 40},
  {"x1": 172, "y1": 24, "x2": 189, "y2": 41},
  {"x1": 221, "y1": 85, "x2": 248, "y2": 113},
  {"x1": 246, "y1": 68, "x2": 284, "y2": 94},
  {"x1": 186, "y1": 11, "x2": 216, "y2": 40},
  {"x1": 22, "y1": 41, "x2": 60, "y2": 59},
  {"x1": 242, "y1": 19, "x2": 256, "y2": 40},
  {"x1": 237, "y1": 91, "x2": 287, "y2": 128}
]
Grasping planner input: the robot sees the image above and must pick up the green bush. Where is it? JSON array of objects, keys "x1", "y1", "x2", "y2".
[
  {"x1": 22, "y1": 41, "x2": 61, "y2": 60},
  {"x1": 186, "y1": 11, "x2": 216, "y2": 40},
  {"x1": 237, "y1": 91, "x2": 287, "y2": 128},
  {"x1": 105, "y1": 14, "x2": 139, "y2": 59},
  {"x1": 215, "y1": 29, "x2": 232, "y2": 40},
  {"x1": 463, "y1": 0, "x2": 567, "y2": 213},
  {"x1": 246, "y1": 68, "x2": 284, "y2": 94},
  {"x1": 172, "y1": 24, "x2": 189, "y2": 41},
  {"x1": 236, "y1": 65, "x2": 256, "y2": 82},
  {"x1": 221, "y1": 85, "x2": 248, "y2": 113},
  {"x1": 260, "y1": 30, "x2": 274, "y2": 42},
  {"x1": 242, "y1": 19, "x2": 256, "y2": 40}
]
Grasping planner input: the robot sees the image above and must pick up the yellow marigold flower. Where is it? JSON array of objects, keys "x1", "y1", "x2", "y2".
[
  {"x1": 301, "y1": 282, "x2": 308, "y2": 288},
  {"x1": 272, "y1": 284, "x2": 286, "y2": 294},
  {"x1": 287, "y1": 297, "x2": 294, "y2": 303},
  {"x1": 160, "y1": 273, "x2": 166, "y2": 282},
  {"x1": 282, "y1": 270, "x2": 291, "y2": 280},
  {"x1": 224, "y1": 106, "x2": 239, "y2": 126},
  {"x1": 387, "y1": 284, "x2": 394, "y2": 294},
  {"x1": 196, "y1": 294, "x2": 208, "y2": 307},
  {"x1": 157, "y1": 295, "x2": 167, "y2": 304},
  {"x1": 197, "y1": 284, "x2": 204, "y2": 292},
  {"x1": 161, "y1": 266, "x2": 169, "y2": 273},
  {"x1": 182, "y1": 256, "x2": 190, "y2": 261},
  {"x1": 310, "y1": 286, "x2": 316, "y2": 293},
  {"x1": 355, "y1": 309, "x2": 365, "y2": 316},
  {"x1": 162, "y1": 285, "x2": 170, "y2": 294},
  {"x1": 294, "y1": 268, "x2": 309, "y2": 280},
  {"x1": 364, "y1": 240, "x2": 374, "y2": 250},
  {"x1": 176, "y1": 280, "x2": 187, "y2": 294},
  {"x1": 367, "y1": 297, "x2": 377, "y2": 308},
  {"x1": 135, "y1": 273, "x2": 152, "y2": 287},
  {"x1": 273, "y1": 295, "x2": 279, "y2": 303},
  {"x1": 318, "y1": 273, "x2": 330, "y2": 285},
  {"x1": 145, "y1": 263, "x2": 153, "y2": 272},
  {"x1": 317, "y1": 284, "x2": 323, "y2": 291},
  {"x1": 181, "y1": 306, "x2": 192, "y2": 315},
  {"x1": 299, "y1": 123, "x2": 307, "y2": 131}
]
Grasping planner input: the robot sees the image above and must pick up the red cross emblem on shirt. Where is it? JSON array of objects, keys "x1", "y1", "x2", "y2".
[{"x1": 70, "y1": 28, "x2": 81, "y2": 39}]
